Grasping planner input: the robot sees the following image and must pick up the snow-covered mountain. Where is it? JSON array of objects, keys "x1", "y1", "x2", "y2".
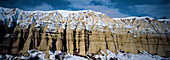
[
  {"x1": 0, "y1": 7, "x2": 170, "y2": 60},
  {"x1": 0, "y1": 7, "x2": 169, "y2": 34}
]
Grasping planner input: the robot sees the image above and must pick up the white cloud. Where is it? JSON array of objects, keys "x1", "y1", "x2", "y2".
[
  {"x1": 77, "y1": 5, "x2": 129, "y2": 18},
  {"x1": 128, "y1": 4, "x2": 170, "y2": 18},
  {"x1": 66, "y1": 0, "x2": 129, "y2": 18},
  {"x1": 24, "y1": 3, "x2": 54, "y2": 11}
]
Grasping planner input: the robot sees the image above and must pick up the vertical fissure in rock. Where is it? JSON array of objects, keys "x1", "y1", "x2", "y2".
[
  {"x1": 111, "y1": 33, "x2": 117, "y2": 52},
  {"x1": 104, "y1": 31, "x2": 108, "y2": 49},
  {"x1": 87, "y1": 30, "x2": 90, "y2": 51},
  {"x1": 62, "y1": 24, "x2": 67, "y2": 52},
  {"x1": 46, "y1": 34, "x2": 48, "y2": 46},
  {"x1": 37, "y1": 26, "x2": 42, "y2": 47},
  {"x1": 84, "y1": 28, "x2": 88, "y2": 53},
  {"x1": 116, "y1": 35, "x2": 119, "y2": 50},
  {"x1": 52, "y1": 37, "x2": 56, "y2": 52},
  {"x1": 18, "y1": 29, "x2": 24, "y2": 51},
  {"x1": 73, "y1": 29, "x2": 76, "y2": 53}
]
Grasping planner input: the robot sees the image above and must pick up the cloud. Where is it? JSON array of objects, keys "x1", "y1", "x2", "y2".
[
  {"x1": 24, "y1": 3, "x2": 54, "y2": 11},
  {"x1": 128, "y1": 4, "x2": 170, "y2": 18},
  {"x1": 66, "y1": 0, "x2": 129, "y2": 18},
  {"x1": 77, "y1": 5, "x2": 129, "y2": 18}
]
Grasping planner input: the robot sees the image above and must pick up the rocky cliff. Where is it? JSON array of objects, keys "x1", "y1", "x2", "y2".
[{"x1": 0, "y1": 7, "x2": 170, "y2": 58}]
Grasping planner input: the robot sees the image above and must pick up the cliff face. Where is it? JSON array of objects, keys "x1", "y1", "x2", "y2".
[{"x1": 0, "y1": 7, "x2": 170, "y2": 57}]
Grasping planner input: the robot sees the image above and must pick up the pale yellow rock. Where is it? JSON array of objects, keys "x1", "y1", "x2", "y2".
[
  {"x1": 37, "y1": 31, "x2": 47, "y2": 51},
  {"x1": 79, "y1": 27, "x2": 86, "y2": 55},
  {"x1": 56, "y1": 28, "x2": 63, "y2": 51},
  {"x1": 37, "y1": 24, "x2": 48, "y2": 51},
  {"x1": 34, "y1": 29, "x2": 39, "y2": 49},
  {"x1": 19, "y1": 26, "x2": 33, "y2": 56},
  {"x1": 11, "y1": 26, "x2": 21, "y2": 54},
  {"x1": 89, "y1": 31, "x2": 100, "y2": 54},
  {"x1": 45, "y1": 33, "x2": 52, "y2": 59},
  {"x1": 1, "y1": 8, "x2": 170, "y2": 57},
  {"x1": 66, "y1": 25, "x2": 74, "y2": 54}
]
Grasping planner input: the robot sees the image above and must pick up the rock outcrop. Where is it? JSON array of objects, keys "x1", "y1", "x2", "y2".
[{"x1": 0, "y1": 7, "x2": 169, "y2": 57}]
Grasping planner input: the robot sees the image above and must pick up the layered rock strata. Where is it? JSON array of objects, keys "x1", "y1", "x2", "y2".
[{"x1": 0, "y1": 7, "x2": 169, "y2": 57}]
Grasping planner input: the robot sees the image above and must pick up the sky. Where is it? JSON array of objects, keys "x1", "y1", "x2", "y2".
[{"x1": 0, "y1": 0, "x2": 170, "y2": 18}]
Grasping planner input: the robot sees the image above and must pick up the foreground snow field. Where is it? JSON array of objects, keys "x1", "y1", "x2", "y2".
[{"x1": 0, "y1": 49, "x2": 170, "y2": 60}]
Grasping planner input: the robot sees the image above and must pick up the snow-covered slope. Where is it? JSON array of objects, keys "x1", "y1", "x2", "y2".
[
  {"x1": 0, "y1": 7, "x2": 169, "y2": 34},
  {"x1": 1, "y1": 49, "x2": 170, "y2": 60}
]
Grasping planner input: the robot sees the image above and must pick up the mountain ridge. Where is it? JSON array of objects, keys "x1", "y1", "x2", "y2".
[{"x1": 0, "y1": 7, "x2": 170, "y2": 59}]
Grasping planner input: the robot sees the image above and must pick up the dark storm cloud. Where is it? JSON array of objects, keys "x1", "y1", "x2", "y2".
[
  {"x1": 0, "y1": 0, "x2": 71, "y2": 10},
  {"x1": 107, "y1": 0, "x2": 170, "y2": 18}
]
